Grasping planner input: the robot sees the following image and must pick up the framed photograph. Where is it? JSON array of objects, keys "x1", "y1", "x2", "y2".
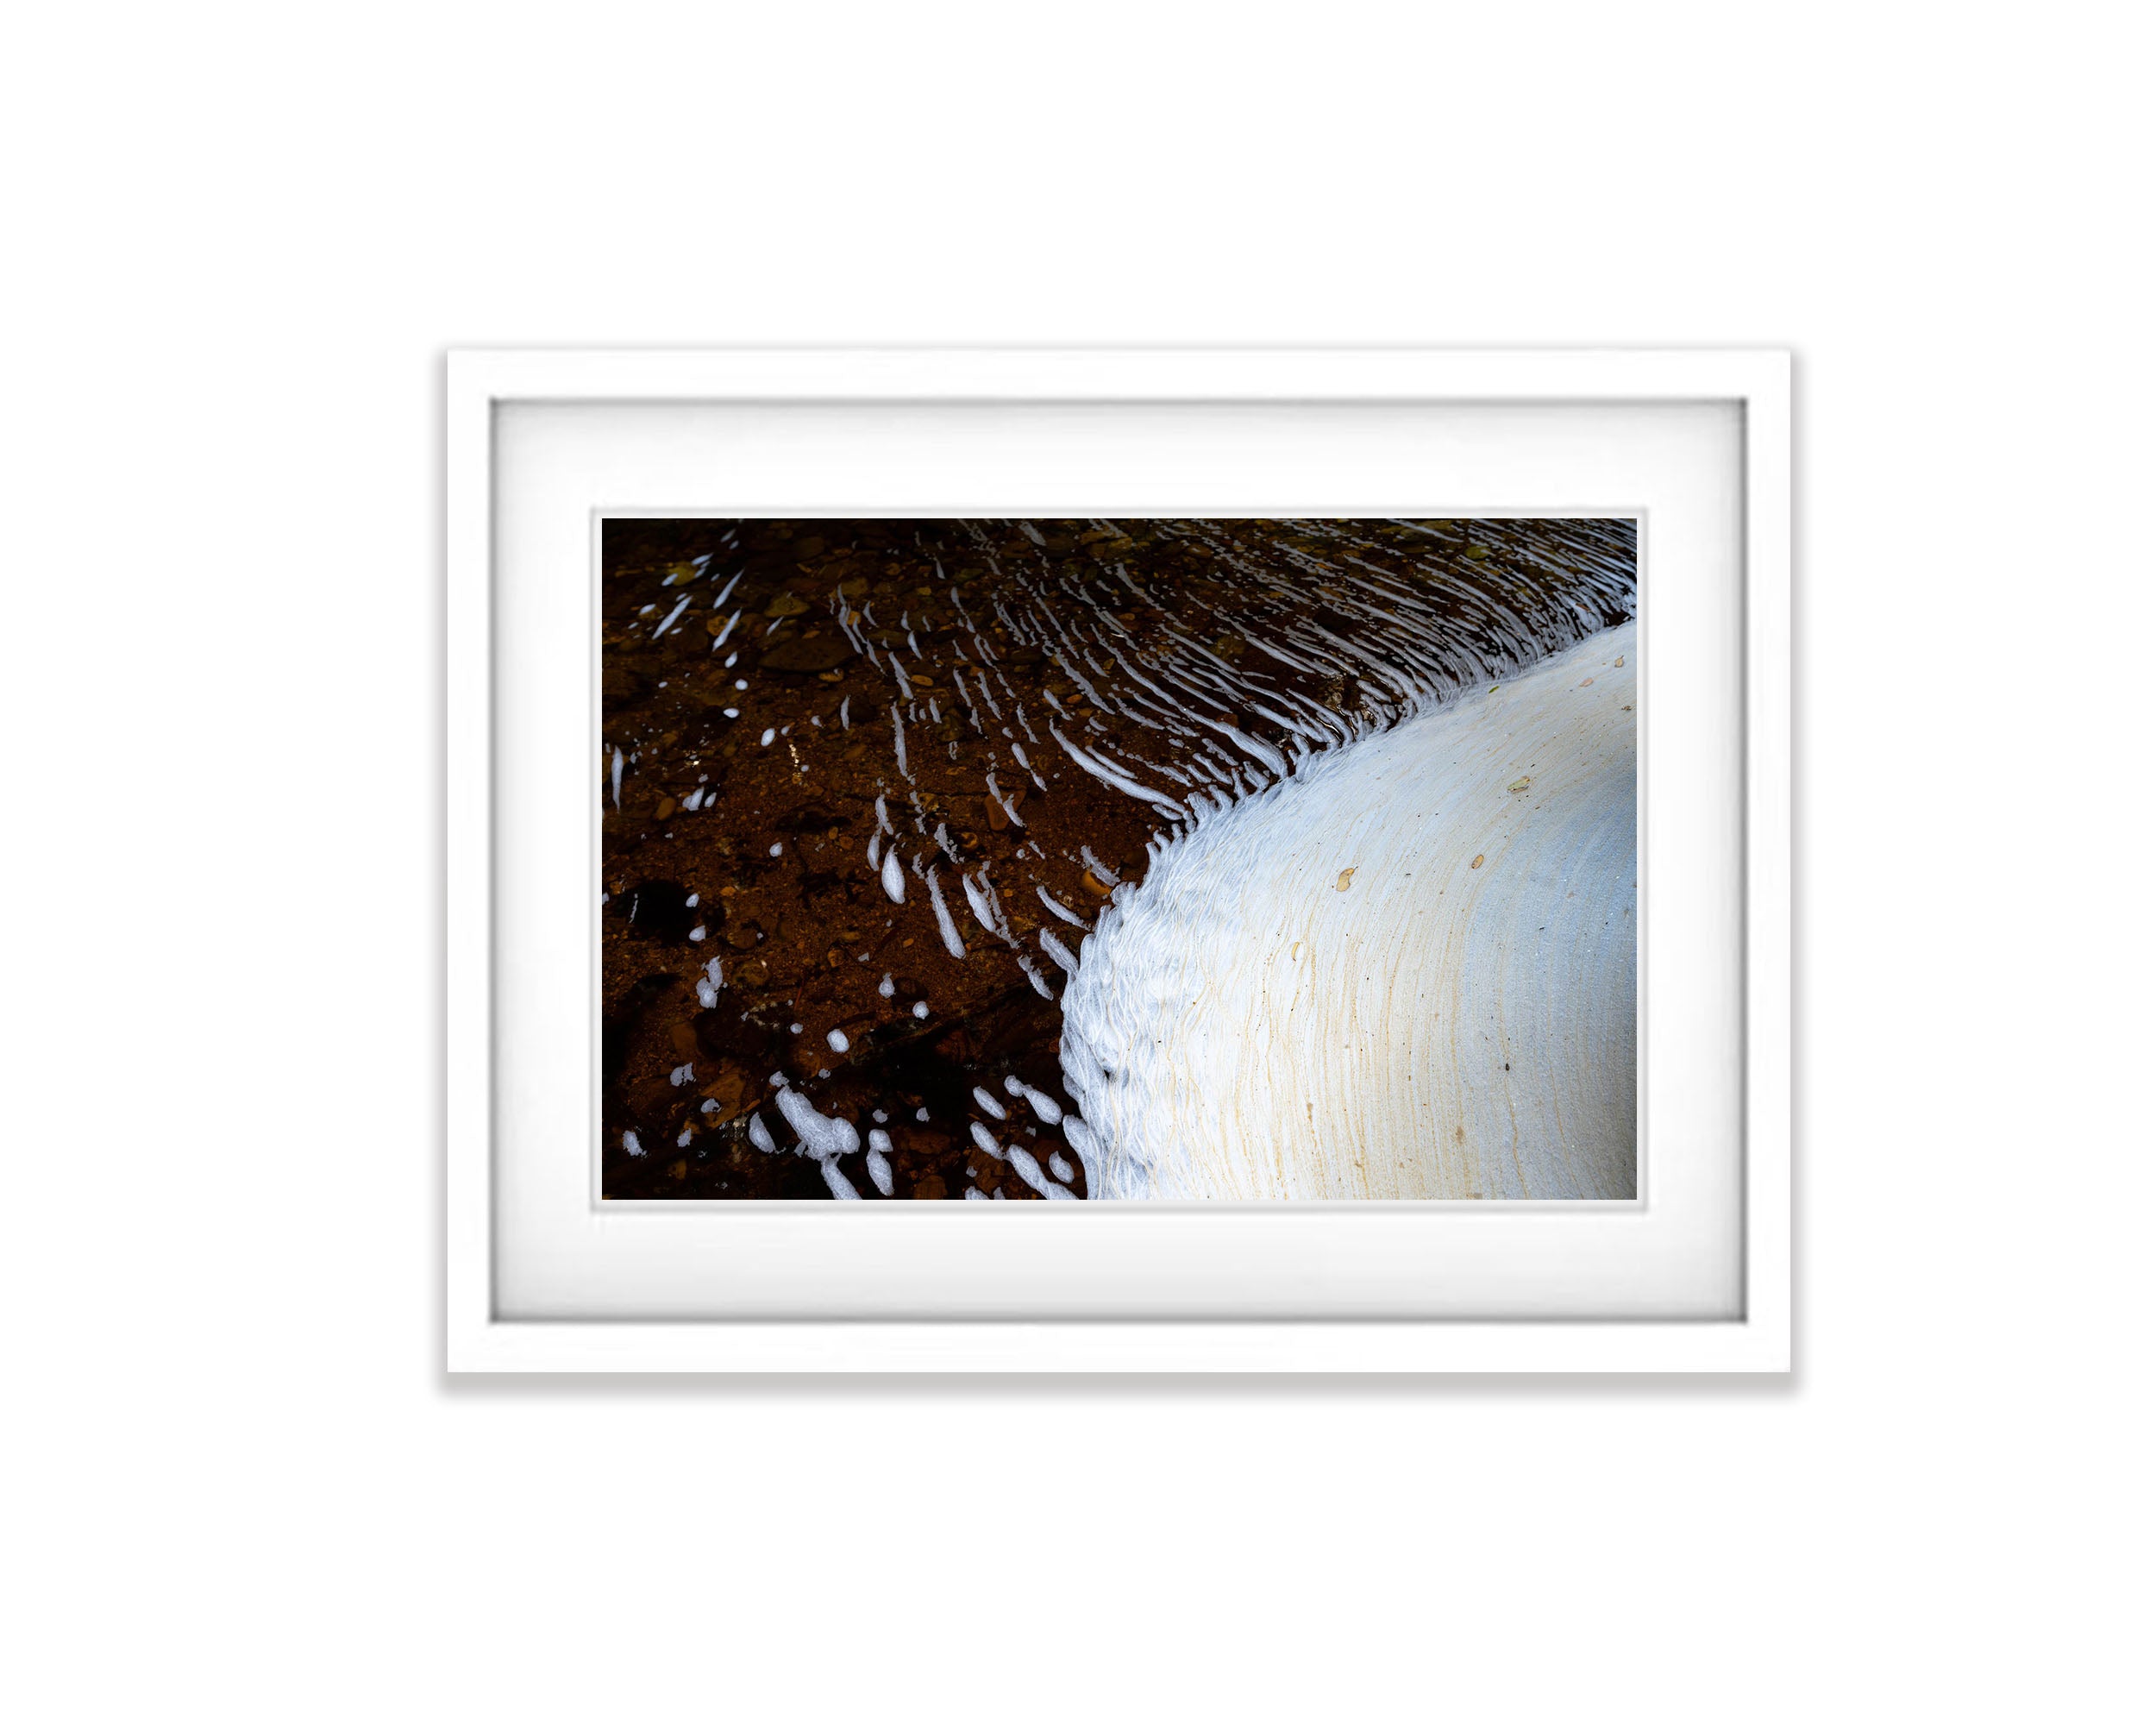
[{"x1": 448, "y1": 348, "x2": 1789, "y2": 1371}]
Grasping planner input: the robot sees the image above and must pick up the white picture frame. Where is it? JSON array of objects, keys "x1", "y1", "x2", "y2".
[{"x1": 448, "y1": 348, "x2": 1790, "y2": 1373}]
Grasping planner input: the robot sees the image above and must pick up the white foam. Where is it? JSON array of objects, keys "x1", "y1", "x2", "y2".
[
  {"x1": 961, "y1": 870, "x2": 1005, "y2": 942},
  {"x1": 827, "y1": 1028, "x2": 849, "y2": 1053},
  {"x1": 972, "y1": 1086, "x2": 1006, "y2": 1120},
  {"x1": 746, "y1": 1114, "x2": 777, "y2": 1155},
  {"x1": 822, "y1": 1161, "x2": 862, "y2": 1200},
  {"x1": 1037, "y1": 885, "x2": 1088, "y2": 927},
  {"x1": 1005, "y1": 1076, "x2": 1065, "y2": 1125},
  {"x1": 651, "y1": 594, "x2": 693, "y2": 638},
  {"x1": 924, "y1": 868, "x2": 966, "y2": 957},
  {"x1": 1059, "y1": 623, "x2": 1638, "y2": 1200},
  {"x1": 881, "y1": 848, "x2": 906, "y2": 904},
  {"x1": 775, "y1": 1086, "x2": 862, "y2": 1160},
  {"x1": 1006, "y1": 1144, "x2": 1076, "y2": 1200}
]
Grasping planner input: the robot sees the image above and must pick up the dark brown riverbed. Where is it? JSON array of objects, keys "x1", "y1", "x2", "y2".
[{"x1": 601, "y1": 518, "x2": 1633, "y2": 1200}]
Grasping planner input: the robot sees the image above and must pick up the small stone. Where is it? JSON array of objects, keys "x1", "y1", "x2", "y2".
[
  {"x1": 763, "y1": 593, "x2": 811, "y2": 618},
  {"x1": 1081, "y1": 871, "x2": 1114, "y2": 897},
  {"x1": 655, "y1": 795, "x2": 677, "y2": 820},
  {"x1": 1507, "y1": 776, "x2": 1532, "y2": 793},
  {"x1": 760, "y1": 635, "x2": 852, "y2": 673},
  {"x1": 1471, "y1": 854, "x2": 1484, "y2": 869},
  {"x1": 699, "y1": 1066, "x2": 749, "y2": 1119},
  {"x1": 1336, "y1": 867, "x2": 1356, "y2": 891}
]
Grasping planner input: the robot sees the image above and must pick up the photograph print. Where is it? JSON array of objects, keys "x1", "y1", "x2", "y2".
[{"x1": 600, "y1": 518, "x2": 1637, "y2": 1202}]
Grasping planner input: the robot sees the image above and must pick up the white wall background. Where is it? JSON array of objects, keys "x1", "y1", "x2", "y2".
[{"x1": 3, "y1": 4, "x2": 2147, "y2": 1721}]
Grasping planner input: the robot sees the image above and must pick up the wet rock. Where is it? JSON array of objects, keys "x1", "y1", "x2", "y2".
[
  {"x1": 761, "y1": 635, "x2": 853, "y2": 674},
  {"x1": 626, "y1": 1075, "x2": 678, "y2": 1119},
  {"x1": 777, "y1": 801, "x2": 849, "y2": 834},
  {"x1": 619, "y1": 880, "x2": 699, "y2": 943},
  {"x1": 602, "y1": 970, "x2": 679, "y2": 1091},
  {"x1": 698, "y1": 1063, "x2": 751, "y2": 1119}
]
